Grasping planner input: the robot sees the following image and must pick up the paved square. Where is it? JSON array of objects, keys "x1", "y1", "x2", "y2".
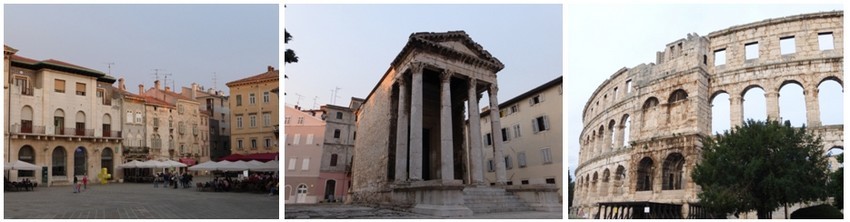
[
  {"x1": 284, "y1": 204, "x2": 563, "y2": 219},
  {"x1": 4, "y1": 178, "x2": 279, "y2": 219}
]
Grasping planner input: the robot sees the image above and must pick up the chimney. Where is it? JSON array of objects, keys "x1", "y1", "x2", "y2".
[
  {"x1": 154, "y1": 80, "x2": 161, "y2": 90},
  {"x1": 267, "y1": 66, "x2": 274, "y2": 72},
  {"x1": 165, "y1": 86, "x2": 171, "y2": 93},
  {"x1": 191, "y1": 83, "x2": 198, "y2": 100},
  {"x1": 139, "y1": 84, "x2": 144, "y2": 95},
  {"x1": 208, "y1": 88, "x2": 215, "y2": 94},
  {"x1": 118, "y1": 78, "x2": 126, "y2": 91}
]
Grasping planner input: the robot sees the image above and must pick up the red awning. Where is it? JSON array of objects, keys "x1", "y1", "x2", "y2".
[
  {"x1": 219, "y1": 153, "x2": 278, "y2": 162},
  {"x1": 179, "y1": 158, "x2": 197, "y2": 166}
]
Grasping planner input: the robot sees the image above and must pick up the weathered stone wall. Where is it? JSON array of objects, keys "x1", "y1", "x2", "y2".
[{"x1": 574, "y1": 11, "x2": 843, "y2": 217}]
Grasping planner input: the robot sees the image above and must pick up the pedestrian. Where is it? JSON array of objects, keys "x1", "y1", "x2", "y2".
[
  {"x1": 82, "y1": 174, "x2": 88, "y2": 190},
  {"x1": 154, "y1": 172, "x2": 160, "y2": 188},
  {"x1": 73, "y1": 176, "x2": 79, "y2": 193}
]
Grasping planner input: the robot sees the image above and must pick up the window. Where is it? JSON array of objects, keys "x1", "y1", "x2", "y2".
[
  {"x1": 532, "y1": 115, "x2": 550, "y2": 133},
  {"x1": 302, "y1": 158, "x2": 310, "y2": 170},
  {"x1": 249, "y1": 114, "x2": 257, "y2": 127},
  {"x1": 518, "y1": 152, "x2": 527, "y2": 168},
  {"x1": 637, "y1": 157, "x2": 654, "y2": 191},
  {"x1": 297, "y1": 117, "x2": 304, "y2": 124},
  {"x1": 513, "y1": 124, "x2": 522, "y2": 138},
  {"x1": 484, "y1": 133, "x2": 492, "y2": 146},
  {"x1": 541, "y1": 148, "x2": 552, "y2": 164},
  {"x1": 521, "y1": 180, "x2": 529, "y2": 185},
  {"x1": 265, "y1": 138, "x2": 271, "y2": 148},
  {"x1": 249, "y1": 93, "x2": 256, "y2": 104},
  {"x1": 178, "y1": 104, "x2": 184, "y2": 114},
  {"x1": 613, "y1": 87, "x2": 618, "y2": 101},
  {"x1": 501, "y1": 128, "x2": 510, "y2": 142},
  {"x1": 251, "y1": 139, "x2": 257, "y2": 149},
  {"x1": 76, "y1": 83, "x2": 86, "y2": 96},
  {"x1": 236, "y1": 95, "x2": 242, "y2": 106},
  {"x1": 135, "y1": 112, "x2": 142, "y2": 124},
  {"x1": 505, "y1": 155, "x2": 512, "y2": 169},
  {"x1": 626, "y1": 80, "x2": 633, "y2": 93},
  {"x1": 668, "y1": 89, "x2": 688, "y2": 103},
  {"x1": 546, "y1": 178, "x2": 556, "y2": 184},
  {"x1": 333, "y1": 129, "x2": 341, "y2": 139},
  {"x1": 263, "y1": 92, "x2": 270, "y2": 103},
  {"x1": 509, "y1": 104, "x2": 519, "y2": 114},
  {"x1": 745, "y1": 42, "x2": 759, "y2": 60},
  {"x1": 780, "y1": 36, "x2": 796, "y2": 54},
  {"x1": 237, "y1": 140, "x2": 243, "y2": 149},
  {"x1": 506, "y1": 181, "x2": 513, "y2": 185},
  {"x1": 487, "y1": 159, "x2": 494, "y2": 172},
  {"x1": 336, "y1": 112, "x2": 343, "y2": 119},
  {"x1": 306, "y1": 134, "x2": 314, "y2": 145},
  {"x1": 529, "y1": 94, "x2": 543, "y2": 105},
  {"x1": 330, "y1": 154, "x2": 338, "y2": 167},
  {"x1": 288, "y1": 158, "x2": 296, "y2": 170},
  {"x1": 819, "y1": 32, "x2": 835, "y2": 50},
  {"x1": 263, "y1": 112, "x2": 271, "y2": 126},
  {"x1": 662, "y1": 153, "x2": 685, "y2": 190},
  {"x1": 285, "y1": 117, "x2": 291, "y2": 124},
  {"x1": 126, "y1": 111, "x2": 133, "y2": 123},
  {"x1": 714, "y1": 48, "x2": 726, "y2": 66},
  {"x1": 236, "y1": 116, "x2": 243, "y2": 128},
  {"x1": 293, "y1": 134, "x2": 301, "y2": 145},
  {"x1": 55, "y1": 79, "x2": 65, "y2": 93},
  {"x1": 353, "y1": 132, "x2": 356, "y2": 140}
]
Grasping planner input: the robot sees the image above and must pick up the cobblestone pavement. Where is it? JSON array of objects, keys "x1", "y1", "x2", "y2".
[
  {"x1": 284, "y1": 203, "x2": 563, "y2": 219},
  {"x1": 4, "y1": 179, "x2": 279, "y2": 219}
]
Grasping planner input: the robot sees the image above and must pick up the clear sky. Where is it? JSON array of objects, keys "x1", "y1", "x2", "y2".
[
  {"x1": 284, "y1": 4, "x2": 562, "y2": 109},
  {"x1": 567, "y1": 4, "x2": 844, "y2": 178},
  {"x1": 4, "y1": 4, "x2": 278, "y2": 94}
]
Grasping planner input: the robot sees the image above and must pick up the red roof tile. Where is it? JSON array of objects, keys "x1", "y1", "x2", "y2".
[
  {"x1": 226, "y1": 67, "x2": 279, "y2": 86},
  {"x1": 144, "y1": 96, "x2": 175, "y2": 108}
]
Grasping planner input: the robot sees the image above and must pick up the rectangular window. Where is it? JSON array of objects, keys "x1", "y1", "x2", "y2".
[
  {"x1": 541, "y1": 147, "x2": 552, "y2": 164},
  {"x1": 518, "y1": 152, "x2": 527, "y2": 168},
  {"x1": 301, "y1": 158, "x2": 310, "y2": 170},
  {"x1": 626, "y1": 80, "x2": 633, "y2": 93},
  {"x1": 293, "y1": 134, "x2": 301, "y2": 145},
  {"x1": 249, "y1": 93, "x2": 256, "y2": 105},
  {"x1": 745, "y1": 42, "x2": 759, "y2": 60},
  {"x1": 780, "y1": 36, "x2": 796, "y2": 55},
  {"x1": 251, "y1": 139, "x2": 257, "y2": 149},
  {"x1": 285, "y1": 117, "x2": 291, "y2": 124},
  {"x1": 529, "y1": 94, "x2": 543, "y2": 106},
  {"x1": 263, "y1": 112, "x2": 271, "y2": 127},
  {"x1": 487, "y1": 159, "x2": 494, "y2": 172},
  {"x1": 484, "y1": 133, "x2": 492, "y2": 146},
  {"x1": 76, "y1": 83, "x2": 86, "y2": 96},
  {"x1": 288, "y1": 158, "x2": 296, "y2": 170},
  {"x1": 126, "y1": 111, "x2": 133, "y2": 123},
  {"x1": 306, "y1": 134, "x2": 314, "y2": 145},
  {"x1": 510, "y1": 104, "x2": 519, "y2": 114},
  {"x1": 55, "y1": 79, "x2": 65, "y2": 93},
  {"x1": 532, "y1": 115, "x2": 550, "y2": 133},
  {"x1": 506, "y1": 181, "x2": 513, "y2": 186},
  {"x1": 263, "y1": 92, "x2": 270, "y2": 103},
  {"x1": 546, "y1": 178, "x2": 556, "y2": 184},
  {"x1": 237, "y1": 140, "x2": 243, "y2": 149},
  {"x1": 819, "y1": 32, "x2": 835, "y2": 50},
  {"x1": 714, "y1": 49, "x2": 726, "y2": 66},
  {"x1": 297, "y1": 117, "x2": 304, "y2": 124},
  {"x1": 265, "y1": 138, "x2": 271, "y2": 148},
  {"x1": 236, "y1": 116, "x2": 243, "y2": 128},
  {"x1": 521, "y1": 180, "x2": 529, "y2": 185},
  {"x1": 135, "y1": 113, "x2": 142, "y2": 124},
  {"x1": 505, "y1": 155, "x2": 512, "y2": 169},
  {"x1": 333, "y1": 129, "x2": 341, "y2": 139},
  {"x1": 513, "y1": 124, "x2": 521, "y2": 138},
  {"x1": 236, "y1": 95, "x2": 242, "y2": 106},
  {"x1": 336, "y1": 112, "x2": 343, "y2": 119},
  {"x1": 249, "y1": 114, "x2": 257, "y2": 127},
  {"x1": 501, "y1": 128, "x2": 510, "y2": 142}
]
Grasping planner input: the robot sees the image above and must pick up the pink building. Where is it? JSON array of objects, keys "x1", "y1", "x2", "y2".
[{"x1": 283, "y1": 105, "x2": 325, "y2": 204}]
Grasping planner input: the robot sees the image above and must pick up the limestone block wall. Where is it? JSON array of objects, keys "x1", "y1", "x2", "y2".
[{"x1": 574, "y1": 11, "x2": 844, "y2": 217}]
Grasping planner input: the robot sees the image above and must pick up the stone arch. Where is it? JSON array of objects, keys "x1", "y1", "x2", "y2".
[
  {"x1": 608, "y1": 120, "x2": 617, "y2": 149},
  {"x1": 101, "y1": 147, "x2": 114, "y2": 178},
  {"x1": 668, "y1": 89, "x2": 688, "y2": 103},
  {"x1": 711, "y1": 91, "x2": 731, "y2": 134},
  {"x1": 642, "y1": 97, "x2": 660, "y2": 130},
  {"x1": 826, "y1": 146, "x2": 843, "y2": 171},
  {"x1": 20, "y1": 105, "x2": 34, "y2": 133},
  {"x1": 818, "y1": 78, "x2": 843, "y2": 125},
  {"x1": 742, "y1": 85, "x2": 767, "y2": 122},
  {"x1": 54, "y1": 109, "x2": 66, "y2": 135},
  {"x1": 613, "y1": 165, "x2": 626, "y2": 195},
  {"x1": 662, "y1": 153, "x2": 685, "y2": 190},
  {"x1": 18, "y1": 145, "x2": 36, "y2": 177},
  {"x1": 636, "y1": 157, "x2": 653, "y2": 191},
  {"x1": 621, "y1": 114, "x2": 631, "y2": 147},
  {"x1": 818, "y1": 76, "x2": 843, "y2": 88},
  {"x1": 598, "y1": 125, "x2": 606, "y2": 154},
  {"x1": 592, "y1": 171, "x2": 599, "y2": 195},
  {"x1": 778, "y1": 80, "x2": 806, "y2": 127},
  {"x1": 601, "y1": 168, "x2": 611, "y2": 197},
  {"x1": 74, "y1": 146, "x2": 88, "y2": 176},
  {"x1": 52, "y1": 146, "x2": 67, "y2": 177}
]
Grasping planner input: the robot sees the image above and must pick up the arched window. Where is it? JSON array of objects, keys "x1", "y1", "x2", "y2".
[
  {"x1": 52, "y1": 147, "x2": 66, "y2": 176},
  {"x1": 74, "y1": 147, "x2": 87, "y2": 176},
  {"x1": 609, "y1": 120, "x2": 616, "y2": 147},
  {"x1": 20, "y1": 106, "x2": 33, "y2": 133},
  {"x1": 662, "y1": 153, "x2": 685, "y2": 190},
  {"x1": 102, "y1": 114, "x2": 112, "y2": 137},
  {"x1": 819, "y1": 78, "x2": 843, "y2": 125},
  {"x1": 636, "y1": 157, "x2": 654, "y2": 191},
  {"x1": 642, "y1": 97, "x2": 659, "y2": 109},
  {"x1": 75, "y1": 111, "x2": 86, "y2": 136},
  {"x1": 668, "y1": 89, "x2": 688, "y2": 103},
  {"x1": 102, "y1": 147, "x2": 114, "y2": 177},
  {"x1": 592, "y1": 172, "x2": 599, "y2": 193},
  {"x1": 621, "y1": 115, "x2": 631, "y2": 147},
  {"x1": 18, "y1": 145, "x2": 35, "y2": 177},
  {"x1": 55, "y1": 109, "x2": 66, "y2": 135},
  {"x1": 330, "y1": 154, "x2": 338, "y2": 167}
]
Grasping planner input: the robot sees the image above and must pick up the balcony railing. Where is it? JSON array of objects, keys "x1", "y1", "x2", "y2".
[
  {"x1": 21, "y1": 87, "x2": 33, "y2": 96},
  {"x1": 10, "y1": 124, "x2": 45, "y2": 134},
  {"x1": 103, "y1": 131, "x2": 122, "y2": 138},
  {"x1": 67, "y1": 128, "x2": 94, "y2": 137}
]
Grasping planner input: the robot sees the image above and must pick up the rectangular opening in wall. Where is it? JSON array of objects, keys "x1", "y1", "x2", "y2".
[
  {"x1": 818, "y1": 32, "x2": 834, "y2": 50},
  {"x1": 745, "y1": 42, "x2": 759, "y2": 60},
  {"x1": 780, "y1": 36, "x2": 796, "y2": 55},
  {"x1": 713, "y1": 48, "x2": 726, "y2": 66},
  {"x1": 626, "y1": 80, "x2": 632, "y2": 93}
]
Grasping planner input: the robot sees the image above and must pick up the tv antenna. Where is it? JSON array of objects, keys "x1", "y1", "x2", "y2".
[
  {"x1": 312, "y1": 96, "x2": 319, "y2": 109},
  {"x1": 105, "y1": 62, "x2": 115, "y2": 75},
  {"x1": 152, "y1": 68, "x2": 166, "y2": 81},
  {"x1": 212, "y1": 72, "x2": 218, "y2": 90},
  {"x1": 294, "y1": 93, "x2": 303, "y2": 106}
]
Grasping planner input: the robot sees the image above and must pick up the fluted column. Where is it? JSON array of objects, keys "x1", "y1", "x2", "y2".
[
  {"x1": 439, "y1": 70, "x2": 455, "y2": 182},
  {"x1": 765, "y1": 90, "x2": 780, "y2": 121},
  {"x1": 466, "y1": 78, "x2": 485, "y2": 185},
  {"x1": 487, "y1": 83, "x2": 507, "y2": 184},
  {"x1": 408, "y1": 62, "x2": 424, "y2": 181},
  {"x1": 395, "y1": 76, "x2": 409, "y2": 182},
  {"x1": 730, "y1": 95, "x2": 744, "y2": 127},
  {"x1": 804, "y1": 87, "x2": 821, "y2": 127}
]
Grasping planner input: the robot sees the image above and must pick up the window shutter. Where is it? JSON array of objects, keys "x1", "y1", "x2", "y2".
[
  {"x1": 539, "y1": 93, "x2": 545, "y2": 102},
  {"x1": 301, "y1": 158, "x2": 310, "y2": 170},
  {"x1": 532, "y1": 119, "x2": 539, "y2": 134},
  {"x1": 543, "y1": 115, "x2": 550, "y2": 130}
]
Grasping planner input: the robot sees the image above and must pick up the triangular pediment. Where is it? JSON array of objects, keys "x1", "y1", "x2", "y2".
[
  {"x1": 395, "y1": 31, "x2": 504, "y2": 72},
  {"x1": 437, "y1": 41, "x2": 479, "y2": 58}
]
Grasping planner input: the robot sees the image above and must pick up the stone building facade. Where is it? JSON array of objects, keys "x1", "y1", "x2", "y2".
[
  {"x1": 316, "y1": 98, "x2": 362, "y2": 203},
  {"x1": 185, "y1": 86, "x2": 230, "y2": 161},
  {"x1": 5, "y1": 46, "x2": 123, "y2": 186},
  {"x1": 572, "y1": 11, "x2": 843, "y2": 219},
  {"x1": 141, "y1": 81, "x2": 206, "y2": 162},
  {"x1": 226, "y1": 66, "x2": 279, "y2": 155},
  {"x1": 351, "y1": 31, "x2": 559, "y2": 216},
  {"x1": 478, "y1": 76, "x2": 563, "y2": 199}
]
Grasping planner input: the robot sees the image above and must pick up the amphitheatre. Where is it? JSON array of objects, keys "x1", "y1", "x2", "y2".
[{"x1": 572, "y1": 11, "x2": 843, "y2": 219}]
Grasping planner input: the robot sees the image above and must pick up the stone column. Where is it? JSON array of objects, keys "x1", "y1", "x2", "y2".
[
  {"x1": 466, "y1": 78, "x2": 485, "y2": 185},
  {"x1": 729, "y1": 95, "x2": 744, "y2": 128},
  {"x1": 804, "y1": 87, "x2": 821, "y2": 127},
  {"x1": 395, "y1": 76, "x2": 409, "y2": 182},
  {"x1": 439, "y1": 70, "x2": 455, "y2": 182},
  {"x1": 409, "y1": 62, "x2": 424, "y2": 181},
  {"x1": 487, "y1": 84, "x2": 507, "y2": 184},
  {"x1": 765, "y1": 91, "x2": 780, "y2": 121}
]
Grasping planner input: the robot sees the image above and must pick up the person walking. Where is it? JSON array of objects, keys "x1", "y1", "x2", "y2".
[
  {"x1": 73, "y1": 176, "x2": 79, "y2": 193},
  {"x1": 82, "y1": 175, "x2": 88, "y2": 190},
  {"x1": 154, "y1": 172, "x2": 160, "y2": 188}
]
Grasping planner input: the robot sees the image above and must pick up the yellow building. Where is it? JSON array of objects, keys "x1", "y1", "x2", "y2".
[{"x1": 226, "y1": 66, "x2": 279, "y2": 155}]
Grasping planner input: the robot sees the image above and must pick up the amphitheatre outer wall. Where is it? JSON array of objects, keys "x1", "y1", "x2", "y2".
[{"x1": 572, "y1": 11, "x2": 843, "y2": 219}]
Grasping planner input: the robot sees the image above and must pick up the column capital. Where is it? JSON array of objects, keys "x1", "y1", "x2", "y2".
[
  {"x1": 396, "y1": 76, "x2": 407, "y2": 87},
  {"x1": 468, "y1": 77, "x2": 477, "y2": 86},
  {"x1": 488, "y1": 84, "x2": 499, "y2": 95},
  {"x1": 440, "y1": 69, "x2": 453, "y2": 82},
  {"x1": 409, "y1": 62, "x2": 425, "y2": 74}
]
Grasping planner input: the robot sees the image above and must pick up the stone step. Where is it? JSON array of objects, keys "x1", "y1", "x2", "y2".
[{"x1": 462, "y1": 187, "x2": 532, "y2": 214}]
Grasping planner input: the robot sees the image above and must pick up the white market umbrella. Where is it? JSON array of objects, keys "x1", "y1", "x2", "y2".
[
  {"x1": 5, "y1": 160, "x2": 40, "y2": 171},
  {"x1": 163, "y1": 160, "x2": 188, "y2": 168},
  {"x1": 120, "y1": 160, "x2": 144, "y2": 168},
  {"x1": 216, "y1": 160, "x2": 253, "y2": 171},
  {"x1": 254, "y1": 160, "x2": 279, "y2": 171},
  {"x1": 188, "y1": 161, "x2": 220, "y2": 171}
]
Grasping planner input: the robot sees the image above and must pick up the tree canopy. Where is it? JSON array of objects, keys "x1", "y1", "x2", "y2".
[
  {"x1": 828, "y1": 153, "x2": 843, "y2": 209},
  {"x1": 285, "y1": 29, "x2": 299, "y2": 64},
  {"x1": 692, "y1": 119, "x2": 830, "y2": 219}
]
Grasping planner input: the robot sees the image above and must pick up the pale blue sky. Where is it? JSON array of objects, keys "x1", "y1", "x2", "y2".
[
  {"x1": 4, "y1": 4, "x2": 278, "y2": 94},
  {"x1": 567, "y1": 4, "x2": 844, "y2": 178},
  {"x1": 284, "y1": 4, "x2": 562, "y2": 109}
]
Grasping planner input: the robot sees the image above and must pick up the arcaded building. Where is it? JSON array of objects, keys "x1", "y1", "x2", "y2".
[
  {"x1": 351, "y1": 31, "x2": 559, "y2": 216},
  {"x1": 572, "y1": 11, "x2": 843, "y2": 219}
]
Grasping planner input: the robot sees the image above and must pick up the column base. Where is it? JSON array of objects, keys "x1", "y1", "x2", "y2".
[
  {"x1": 505, "y1": 184, "x2": 563, "y2": 212},
  {"x1": 393, "y1": 180, "x2": 472, "y2": 217}
]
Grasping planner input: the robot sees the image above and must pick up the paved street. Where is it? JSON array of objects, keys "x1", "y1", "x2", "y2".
[
  {"x1": 4, "y1": 178, "x2": 279, "y2": 219},
  {"x1": 284, "y1": 203, "x2": 563, "y2": 219}
]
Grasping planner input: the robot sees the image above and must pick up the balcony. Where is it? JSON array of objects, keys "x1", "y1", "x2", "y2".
[
  {"x1": 21, "y1": 87, "x2": 33, "y2": 96},
  {"x1": 68, "y1": 128, "x2": 94, "y2": 137},
  {"x1": 11, "y1": 124, "x2": 45, "y2": 134},
  {"x1": 103, "y1": 131, "x2": 122, "y2": 138}
]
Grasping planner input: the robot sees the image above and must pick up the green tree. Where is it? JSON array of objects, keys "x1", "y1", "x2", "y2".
[
  {"x1": 692, "y1": 119, "x2": 830, "y2": 219},
  {"x1": 828, "y1": 153, "x2": 843, "y2": 209},
  {"x1": 285, "y1": 29, "x2": 299, "y2": 64},
  {"x1": 568, "y1": 170, "x2": 574, "y2": 208}
]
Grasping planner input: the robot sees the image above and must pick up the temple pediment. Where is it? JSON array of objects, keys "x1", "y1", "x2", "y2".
[{"x1": 392, "y1": 31, "x2": 504, "y2": 72}]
